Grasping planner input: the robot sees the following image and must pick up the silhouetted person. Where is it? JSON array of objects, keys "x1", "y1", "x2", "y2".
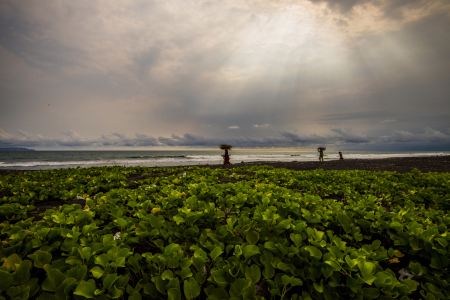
[
  {"x1": 339, "y1": 151, "x2": 344, "y2": 161},
  {"x1": 318, "y1": 148, "x2": 324, "y2": 162},
  {"x1": 224, "y1": 149, "x2": 230, "y2": 164}
]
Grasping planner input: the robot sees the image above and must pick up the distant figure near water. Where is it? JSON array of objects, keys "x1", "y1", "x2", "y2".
[
  {"x1": 220, "y1": 144, "x2": 232, "y2": 165},
  {"x1": 339, "y1": 151, "x2": 344, "y2": 161},
  {"x1": 317, "y1": 147, "x2": 326, "y2": 162}
]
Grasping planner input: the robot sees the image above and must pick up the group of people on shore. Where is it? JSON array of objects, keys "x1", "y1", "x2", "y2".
[
  {"x1": 318, "y1": 147, "x2": 344, "y2": 162},
  {"x1": 221, "y1": 145, "x2": 344, "y2": 165}
]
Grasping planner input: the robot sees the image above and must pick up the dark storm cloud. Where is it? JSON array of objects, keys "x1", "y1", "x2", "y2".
[
  {"x1": 4, "y1": 127, "x2": 449, "y2": 150},
  {"x1": 305, "y1": 0, "x2": 437, "y2": 16},
  {"x1": 306, "y1": 0, "x2": 370, "y2": 13},
  {"x1": 0, "y1": 129, "x2": 159, "y2": 148},
  {"x1": 317, "y1": 111, "x2": 391, "y2": 123}
]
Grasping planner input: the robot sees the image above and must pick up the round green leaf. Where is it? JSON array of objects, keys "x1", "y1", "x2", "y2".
[
  {"x1": 74, "y1": 282, "x2": 96, "y2": 298},
  {"x1": 165, "y1": 243, "x2": 181, "y2": 255},
  {"x1": 243, "y1": 245, "x2": 260, "y2": 260},
  {"x1": 262, "y1": 262, "x2": 275, "y2": 279},
  {"x1": 208, "y1": 288, "x2": 230, "y2": 300},
  {"x1": 304, "y1": 246, "x2": 322, "y2": 260},
  {"x1": 231, "y1": 278, "x2": 251, "y2": 296},
  {"x1": 183, "y1": 278, "x2": 200, "y2": 300},
  {"x1": 210, "y1": 247, "x2": 223, "y2": 260},
  {"x1": 246, "y1": 231, "x2": 260, "y2": 245},
  {"x1": 168, "y1": 288, "x2": 181, "y2": 300},
  {"x1": 245, "y1": 265, "x2": 261, "y2": 284},
  {"x1": 162, "y1": 270, "x2": 174, "y2": 281},
  {"x1": 90, "y1": 266, "x2": 105, "y2": 279},
  {"x1": 180, "y1": 268, "x2": 193, "y2": 279},
  {"x1": 0, "y1": 270, "x2": 14, "y2": 292}
]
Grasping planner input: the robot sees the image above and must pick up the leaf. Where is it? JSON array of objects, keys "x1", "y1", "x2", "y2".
[
  {"x1": 242, "y1": 285, "x2": 256, "y2": 300},
  {"x1": 290, "y1": 233, "x2": 303, "y2": 247},
  {"x1": 210, "y1": 247, "x2": 223, "y2": 260},
  {"x1": 165, "y1": 243, "x2": 181, "y2": 255},
  {"x1": 361, "y1": 287, "x2": 380, "y2": 299},
  {"x1": 0, "y1": 270, "x2": 14, "y2": 292},
  {"x1": 346, "y1": 277, "x2": 361, "y2": 293},
  {"x1": 130, "y1": 291, "x2": 142, "y2": 300},
  {"x1": 103, "y1": 273, "x2": 119, "y2": 290},
  {"x1": 246, "y1": 231, "x2": 259, "y2": 244},
  {"x1": 390, "y1": 222, "x2": 403, "y2": 232},
  {"x1": 213, "y1": 275, "x2": 228, "y2": 289},
  {"x1": 313, "y1": 282, "x2": 324, "y2": 293},
  {"x1": 162, "y1": 270, "x2": 174, "y2": 280},
  {"x1": 304, "y1": 246, "x2": 322, "y2": 260},
  {"x1": 90, "y1": 266, "x2": 105, "y2": 279},
  {"x1": 2, "y1": 254, "x2": 22, "y2": 271},
  {"x1": 42, "y1": 269, "x2": 66, "y2": 292},
  {"x1": 401, "y1": 279, "x2": 419, "y2": 292},
  {"x1": 243, "y1": 245, "x2": 260, "y2": 260},
  {"x1": 371, "y1": 240, "x2": 381, "y2": 250},
  {"x1": 324, "y1": 260, "x2": 340, "y2": 270},
  {"x1": 168, "y1": 288, "x2": 181, "y2": 300},
  {"x1": 180, "y1": 268, "x2": 193, "y2": 279},
  {"x1": 357, "y1": 260, "x2": 375, "y2": 275},
  {"x1": 345, "y1": 255, "x2": 357, "y2": 268},
  {"x1": 394, "y1": 251, "x2": 405, "y2": 258},
  {"x1": 29, "y1": 250, "x2": 52, "y2": 268},
  {"x1": 193, "y1": 250, "x2": 207, "y2": 262},
  {"x1": 389, "y1": 258, "x2": 400, "y2": 264},
  {"x1": 362, "y1": 274, "x2": 377, "y2": 285},
  {"x1": 208, "y1": 288, "x2": 230, "y2": 300},
  {"x1": 231, "y1": 278, "x2": 251, "y2": 296},
  {"x1": 192, "y1": 257, "x2": 205, "y2": 271},
  {"x1": 12, "y1": 259, "x2": 32, "y2": 285},
  {"x1": 262, "y1": 261, "x2": 275, "y2": 279},
  {"x1": 183, "y1": 278, "x2": 200, "y2": 300},
  {"x1": 436, "y1": 238, "x2": 448, "y2": 247},
  {"x1": 115, "y1": 218, "x2": 128, "y2": 229},
  {"x1": 408, "y1": 262, "x2": 423, "y2": 276},
  {"x1": 245, "y1": 265, "x2": 261, "y2": 284},
  {"x1": 74, "y1": 282, "x2": 96, "y2": 298}
]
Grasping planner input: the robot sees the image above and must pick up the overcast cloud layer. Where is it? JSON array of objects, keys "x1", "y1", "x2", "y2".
[{"x1": 1, "y1": 0, "x2": 449, "y2": 150}]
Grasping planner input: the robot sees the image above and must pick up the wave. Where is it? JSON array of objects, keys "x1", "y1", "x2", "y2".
[
  {"x1": 0, "y1": 152, "x2": 447, "y2": 168},
  {"x1": 126, "y1": 155, "x2": 187, "y2": 159}
]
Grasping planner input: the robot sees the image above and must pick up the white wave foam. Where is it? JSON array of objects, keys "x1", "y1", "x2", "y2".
[{"x1": 0, "y1": 152, "x2": 446, "y2": 168}]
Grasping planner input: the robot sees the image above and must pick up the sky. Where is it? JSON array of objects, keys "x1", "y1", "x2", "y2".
[{"x1": 0, "y1": 0, "x2": 449, "y2": 150}]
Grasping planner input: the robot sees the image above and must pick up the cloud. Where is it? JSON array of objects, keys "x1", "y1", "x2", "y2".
[
  {"x1": 0, "y1": 0, "x2": 449, "y2": 149},
  {"x1": 0, "y1": 129, "x2": 159, "y2": 148},
  {"x1": 2, "y1": 127, "x2": 448, "y2": 150}
]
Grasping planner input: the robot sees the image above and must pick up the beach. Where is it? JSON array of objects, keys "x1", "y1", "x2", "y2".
[
  {"x1": 1, "y1": 155, "x2": 449, "y2": 176},
  {"x1": 210, "y1": 155, "x2": 450, "y2": 173}
]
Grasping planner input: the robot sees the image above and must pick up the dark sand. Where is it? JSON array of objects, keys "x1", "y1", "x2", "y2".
[
  {"x1": 210, "y1": 155, "x2": 450, "y2": 173},
  {"x1": 0, "y1": 155, "x2": 449, "y2": 176}
]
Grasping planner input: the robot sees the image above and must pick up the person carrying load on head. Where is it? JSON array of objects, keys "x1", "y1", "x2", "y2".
[
  {"x1": 317, "y1": 146, "x2": 325, "y2": 162},
  {"x1": 220, "y1": 144, "x2": 232, "y2": 165}
]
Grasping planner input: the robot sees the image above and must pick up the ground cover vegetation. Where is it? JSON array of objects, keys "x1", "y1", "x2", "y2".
[{"x1": 0, "y1": 165, "x2": 449, "y2": 300}]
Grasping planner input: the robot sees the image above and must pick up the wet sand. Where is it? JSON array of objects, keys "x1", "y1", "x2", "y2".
[{"x1": 1, "y1": 155, "x2": 449, "y2": 176}]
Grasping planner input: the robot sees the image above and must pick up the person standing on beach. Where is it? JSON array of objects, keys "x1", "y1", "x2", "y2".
[
  {"x1": 220, "y1": 144, "x2": 232, "y2": 165},
  {"x1": 339, "y1": 151, "x2": 344, "y2": 161},
  {"x1": 318, "y1": 147, "x2": 325, "y2": 162},
  {"x1": 224, "y1": 149, "x2": 230, "y2": 164}
]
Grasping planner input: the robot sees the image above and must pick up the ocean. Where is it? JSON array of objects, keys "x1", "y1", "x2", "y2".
[{"x1": 0, "y1": 150, "x2": 448, "y2": 170}]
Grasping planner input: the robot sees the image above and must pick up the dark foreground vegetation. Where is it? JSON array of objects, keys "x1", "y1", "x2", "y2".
[{"x1": 0, "y1": 158, "x2": 449, "y2": 299}]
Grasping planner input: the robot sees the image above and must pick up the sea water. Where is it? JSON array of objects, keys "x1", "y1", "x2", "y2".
[{"x1": 0, "y1": 150, "x2": 448, "y2": 170}]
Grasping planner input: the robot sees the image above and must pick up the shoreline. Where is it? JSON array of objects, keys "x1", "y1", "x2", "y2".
[{"x1": 0, "y1": 155, "x2": 449, "y2": 175}]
